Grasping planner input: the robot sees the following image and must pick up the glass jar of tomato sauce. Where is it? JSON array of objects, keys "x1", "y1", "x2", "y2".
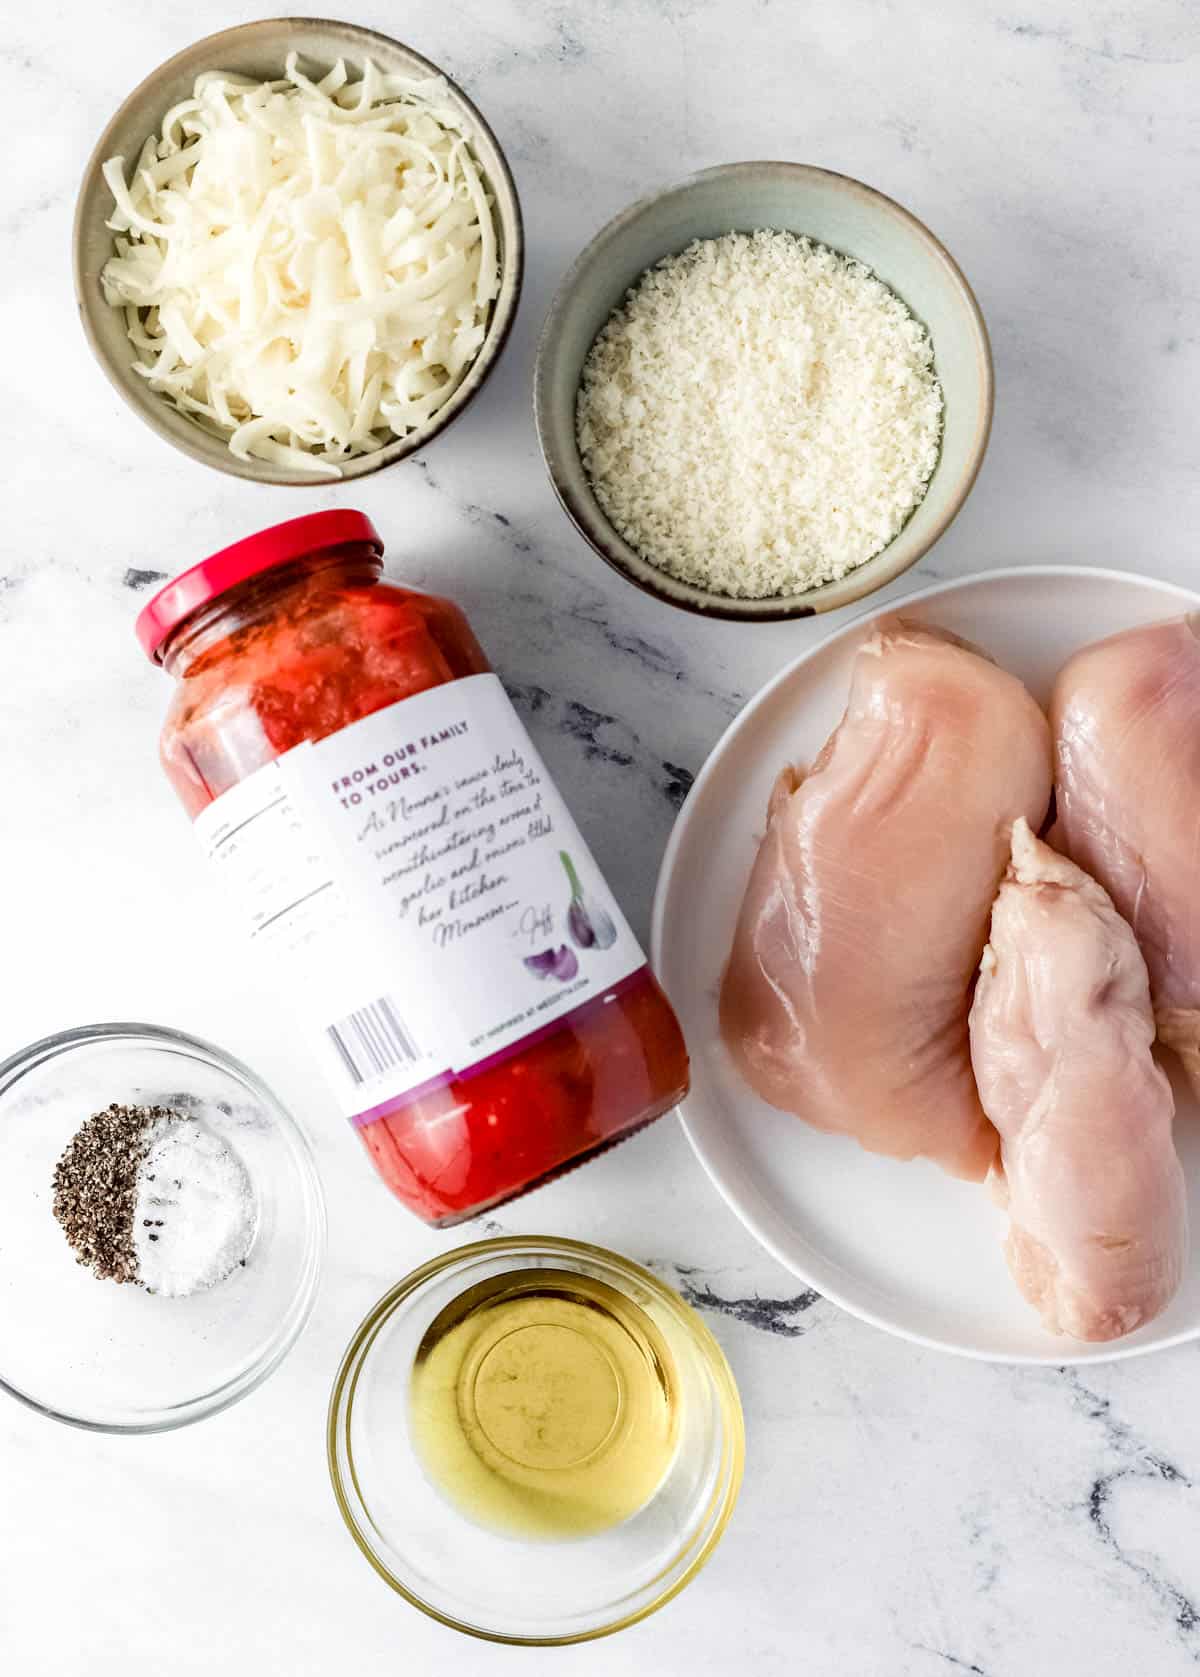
[{"x1": 137, "y1": 511, "x2": 689, "y2": 1225}]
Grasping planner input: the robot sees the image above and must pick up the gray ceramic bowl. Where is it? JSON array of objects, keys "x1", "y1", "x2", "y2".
[
  {"x1": 73, "y1": 18, "x2": 524, "y2": 486},
  {"x1": 535, "y1": 163, "x2": 992, "y2": 621}
]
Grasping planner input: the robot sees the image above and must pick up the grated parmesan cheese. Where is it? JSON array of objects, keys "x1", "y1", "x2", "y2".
[
  {"x1": 100, "y1": 55, "x2": 499, "y2": 476},
  {"x1": 576, "y1": 231, "x2": 943, "y2": 598}
]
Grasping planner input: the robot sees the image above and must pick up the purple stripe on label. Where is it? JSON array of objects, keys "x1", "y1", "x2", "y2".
[
  {"x1": 349, "y1": 965, "x2": 650, "y2": 1129},
  {"x1": 463, "y1": 966, "x2": 649, "y2": 1076},
  {"x1": 349, "y1": 1068, "x2": 456, "y2": 1128}
]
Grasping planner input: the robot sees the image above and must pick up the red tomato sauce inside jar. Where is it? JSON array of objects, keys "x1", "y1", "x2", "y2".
[{"x1": 141, "y1": 512, "x2": 689, "y2": 1225}]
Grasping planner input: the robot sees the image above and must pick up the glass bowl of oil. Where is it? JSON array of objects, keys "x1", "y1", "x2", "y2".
[{"x1": 327, "y1": 1236, "x2": 744, "y2": 1644}]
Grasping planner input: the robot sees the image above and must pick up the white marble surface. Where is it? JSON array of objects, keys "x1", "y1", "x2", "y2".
[{"x1": 4, "y1": 1, "x2": 1200, "y2": 1671}]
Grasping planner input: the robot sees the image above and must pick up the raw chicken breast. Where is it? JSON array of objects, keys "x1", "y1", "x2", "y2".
[
  {"x1": 719, "y1": 619, "x2": 1052, "y2": 1180},
  {"x1": 1052, "y1": 617, "x2": 1200, "y2": 1087},
  {"x1": 969, "y1": 819, "x2": 1186, "y2": 1341}
]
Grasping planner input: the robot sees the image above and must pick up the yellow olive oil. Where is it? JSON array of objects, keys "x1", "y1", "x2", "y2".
[{"x1": 409, "y1": 1267, "x2": 680, "y2": 1540}]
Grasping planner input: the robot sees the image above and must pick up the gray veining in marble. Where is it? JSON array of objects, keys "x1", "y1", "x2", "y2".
[{"x1": 4, "y1": 2, "x2": 1200, "y2": 1673}]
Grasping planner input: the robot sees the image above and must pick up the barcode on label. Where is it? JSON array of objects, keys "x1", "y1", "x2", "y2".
[{"x1": 326, "y1": 997, "x2": 421, "y2": 1085}]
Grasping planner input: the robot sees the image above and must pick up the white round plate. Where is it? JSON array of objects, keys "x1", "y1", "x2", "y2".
[{"x1": 652, "y1": 567, "x2": 1200, "y2": 1364}]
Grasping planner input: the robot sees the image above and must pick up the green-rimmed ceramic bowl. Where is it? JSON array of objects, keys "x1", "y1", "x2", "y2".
[
  {"x1": 535, "y1": 162, "x2": 992, "y2": 621},
  {"x1": 73, "y1": 18, "x2": 524, "y2": 486}
]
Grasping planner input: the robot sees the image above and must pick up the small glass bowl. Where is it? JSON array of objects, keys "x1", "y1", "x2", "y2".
[
  {"x1": 328, "y1": 1236, "x2": 744, "y2": 1645},
  {"x1": 0, "y1": 1023, "x2": 325, "y2": 1431}
]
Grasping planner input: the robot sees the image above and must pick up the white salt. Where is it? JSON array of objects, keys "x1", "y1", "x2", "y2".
[{"x1": 133, "y1": 1117, "x2": 255, "y2": 1297}]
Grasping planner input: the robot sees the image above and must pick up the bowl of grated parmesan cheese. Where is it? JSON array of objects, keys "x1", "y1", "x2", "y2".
[
  {"x1": 73, "y1": 20, "x2": 524, "y2": 484},
  {"x1": 535, "y1": 163, "x2": 992, "y2": 619}
]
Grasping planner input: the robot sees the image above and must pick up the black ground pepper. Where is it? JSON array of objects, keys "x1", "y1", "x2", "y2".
[{"x1": 51, "y1": 1103, "x2": 178, "y2": 1283}]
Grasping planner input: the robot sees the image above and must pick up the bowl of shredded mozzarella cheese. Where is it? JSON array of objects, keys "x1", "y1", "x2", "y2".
[
  {"x1": 535, "y1": 163, "x2": 992, "y2": 619},
  {"x1": 73, "y1": 20, "x2": 523, "y2": 483}
]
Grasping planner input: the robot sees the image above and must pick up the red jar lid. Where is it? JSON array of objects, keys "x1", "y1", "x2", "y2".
[{"x1": 135, "y1": 509, "x2": 384, "y2": 663}]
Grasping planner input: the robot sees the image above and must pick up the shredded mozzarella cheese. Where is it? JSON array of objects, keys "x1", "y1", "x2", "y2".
[
  {"x1": 101, "y1": 55, "x2": 500, "y2": 476},
  {"x1": 577, "y1": 231, "x2": 944, "y2": 598}
]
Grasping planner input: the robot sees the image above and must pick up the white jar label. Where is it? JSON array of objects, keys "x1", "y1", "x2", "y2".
[{"x1": 192, "y1": 673, "x2": 646, "y2": 1123}]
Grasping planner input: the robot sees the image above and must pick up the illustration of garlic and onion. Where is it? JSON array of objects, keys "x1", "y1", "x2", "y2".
[
  {"x1": 561, "y1": 851, "x2": 618, "y2": 950},
  {"x1": 524, "y1": 946, "x2": 580, "y2": 982}
]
